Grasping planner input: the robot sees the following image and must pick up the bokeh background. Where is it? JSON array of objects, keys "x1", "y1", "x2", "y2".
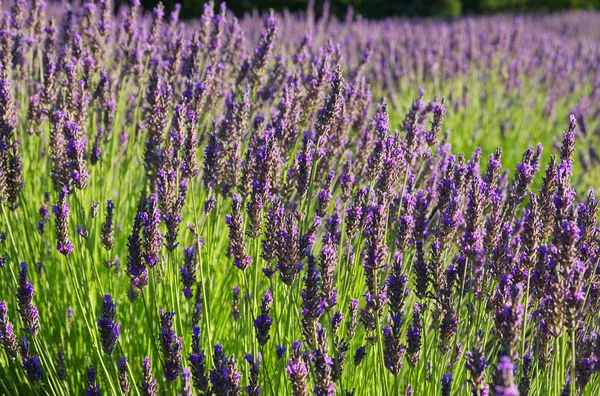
[{"x1": 116, "y1": 0, "x2": 600, "y2": 19}]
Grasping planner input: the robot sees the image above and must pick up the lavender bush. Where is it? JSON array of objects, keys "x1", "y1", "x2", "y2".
[{"x1": 0, "y1": 0, "x2": 600, "y2": 395}]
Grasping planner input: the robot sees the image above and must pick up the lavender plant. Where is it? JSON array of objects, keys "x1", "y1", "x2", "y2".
[{"x1": 0, "y1": 1, "x2": 599, "y2": 395}]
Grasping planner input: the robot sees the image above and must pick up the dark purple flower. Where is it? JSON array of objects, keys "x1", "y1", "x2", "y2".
[
  {"x1": 441, "y1": 373, "x2": 452, "y2": 396},
  {"x1": 17, "y1": 262, "x2": 40, "y2": 336},
  {"x1": 519, "y1": 352, "x2": 533, "y2": 396},
  {"x1": 159, "y1": 308, "x2": 183, "y2": 381},
  {"x1": 188, "y1": 326, "x2": 209, "y2": 393},
  {"x1": 180, "y1": 246, "x2": 197, "y2": 299},
  {"x1": 276, "y1": 345, "x2": 286, "y2": 360},
  {"x1": 101, "y1": 200, "x2": 115, "y2": 250},
  {"x1": 226, "y1": 194, "x2": 251, "y2": 270},
  {"x1": 56, "y1": 349, "x2": 67, "y2": 380},
  {"x1": 119, "y1": 357, "x2": 130, "y2": 394},
  {"x1": 210, "y1": 344, "x2": 241, "y2": 395},
  {"x1": 254, "y1": 290, "x2": 274, "y2": 346},
  {"x1": 466, "y1": 342, "x2": 488, "y2": 396},
  {"x1": 86, "y1": 366, "x2": 101, "y2": 396},
  {"x1": 494, "y1": 356, "x2": 519, "y2": 396},
  {"x1": 354, "y1": 346, "x2": 367, "y2": 366},
  {"x1": 302, "y1": 255, "x2": 324, "y2": 346},
  {"x1": 0, "y1": 301, "x2": 19, "y2": 359},
  {"x1": 232, "y1": 285, "x2": 240, "y2": 321},
  {"x1": 286, "y1": 340, "x2": 309, "y2": 395},
  {"x1": 406, "y1": 304, "x2": 422, "y2": 367},
  {"x1": 142, "y1": 193, "x2": 162, "y2": 268},
  {"x1": 97, "y1": 294, "x2": 120, "y2": 355},
  {"x1": 313, "y1": 325, "x2": 335, "y2": 396},
  {"x1": 140, "y1": 357, "x2": 157, "y2": 396},
  {"x1": 244, "y1": 353, "x2": 261, "y2": 396},
  {"x1": 53, "y1": 187, "x2": 73, "y2": 255}
]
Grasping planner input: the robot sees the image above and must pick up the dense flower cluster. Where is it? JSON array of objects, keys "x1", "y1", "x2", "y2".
[{"x1": 0, "y1": 0, "x2": 599, "y2": 395}]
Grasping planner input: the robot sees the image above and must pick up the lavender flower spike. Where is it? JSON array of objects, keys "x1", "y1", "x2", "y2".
[
  {"x1": 0, "y1": 301, "x2": 19, "y2": 359},
  {"x1": 140, "y1": 357, "x2": 158, "y2": 396},
  {"x1": 180, "y1": 246, "x2": 197, "y2": 299},
  {"x1": 226, "y1": 194, "x2": 251, "y2": 270},
  {"x1": 286, "y1": 340, "x2": 309, "y2": 396},
  {"x1": 86, "y1": 366, "x2": 102, "y2": 396},
  {"x1": 97, "y1": 294, "x2": 120, "y2": 355},
  {"x1": 494, "y1": 356, "x2": 519, "y2": 396},
  {"x1": 119, "y1": 357, "x2": 130, "y2": 394},
  {"x1": 254, "y1": 289, "x2": 274, "y2": 346},
  {"x1": 142, "y1": 193, "x2": 162, "y2": 268},
  {"x1": 17, "y1": 262, "x2": 40, "y2": 337},
  {"x1": 159, "y1": 308, "x2": 183, "y2": 381},
  {"x1": 101, "y1": 200, "x2": 115, "y2": 250},
  {"x1": 53, "y1": 187, "x2": 73, "y2": 256}
]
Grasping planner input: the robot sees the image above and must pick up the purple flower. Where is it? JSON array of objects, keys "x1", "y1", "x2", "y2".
[
  {"x1": 210, "y1": 344, "x2": 241, "y2": 395},
  {"x1": 406, "y1": 304, "x2": 423, "y2": 367},
  {"x1": 20, "y1": 337, "x2": 42, "y2": 382},
  {"x1": 56, "y1": 349, "x2": 67, "y2": 380},
  {"x1": 354, "y1": 346, "x2": 367, "y2": 366},
  {"x1": 466, "y1": 342, "x2": 488, "y2": 396},
  {"x1": 53, "y1": 187, "x2": 73, "y2": 255},
  {"x1": 319, "y1": 232, "x2": 338, "y2": 310},
  {"x1": 140, "y1": 357, "x2": 157, "y2": 396},
  {"x1": 244, "y1": 353, "x2": 262, "y2": 396},
  {"x1": 276, "y1": 345, "x2": 286, "y2": 360},
  {"x1": 254, "y1": 290, "x2": 274, "y2": 346},
  {"x1": 0, "y1": 301, "x2": 19, "y2": 359},
  {"x1": 119, "y1": 357, "x2": 130, "y2": 394},
  {"x1": 17, "y1": 262, "x2": 40, "y2": 336},
  {"x1": 86, "y1": 366, "x2": 101, "y2": 396},
  {"x1": 180, "y1": 246, "x2": 197, "y2": 299},
  {"x1": 302, "y1": 255, "x2": 324, "y2": 346},
  {"x1": 226, "y1": 194, "x2": 251, "y2": 270},
  {"x1": 494, "y1": 356, "x2": 519, "y2": 396},
  {"x1": 313, "y1": 325, "x2": 335, "y2": 396},
  {"x1": 159, "y1": 309, "x2": 183, "y2": 381},
  {"x1": 101, "y1": 200, "x2": 115, "y2": 250},
  {"x1": 98, "y1": 294, "x2": 120, "y2": 355},
  {"x1": 142, "y1": 194, "x2": 162, "y2": 268},
  {"x1": 188, "y1": 326, "x2": 209, "y2": 393},
  {"x1": 232, "y1": 285, "x2": 240, "y2": 321},
  {"x1": 441, "y1": 373, "x2": 452, "y2": 396},
  {"x1": 286, "y1": 340, "x2": 309, "y2": 395}
]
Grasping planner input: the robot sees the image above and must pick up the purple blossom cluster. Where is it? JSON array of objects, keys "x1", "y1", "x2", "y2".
[{"x1": 0, "y1": 1, "x2": 599, "y2": 395}]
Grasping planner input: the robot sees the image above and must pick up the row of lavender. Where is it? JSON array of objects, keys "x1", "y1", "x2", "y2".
[{"x1": 0, "y1": 0, "x2": 599, "y2": 395}]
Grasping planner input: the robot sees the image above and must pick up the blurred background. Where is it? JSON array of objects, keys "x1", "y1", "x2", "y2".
[{"x1": 115, "y1": 0, "x2": 600, "y2": 19}]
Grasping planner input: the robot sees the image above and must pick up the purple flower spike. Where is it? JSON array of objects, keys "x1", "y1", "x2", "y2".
[
  {"x1": 286, "y1": 340, "x2": 309, "y2": 395},
  {"x1": 98, "y1": 294, "x2": 120, "y2": 355},
  {"x1": 86, "y1": 366, "x2": 101, "y2": 396},
  {"x1": 441, "y1": 373, "x2": 452, "y2": 396},
  {"x1": 119, "y1": 357, "x2": 130, "y2": 394},
  {"x1": 17, "y1": 262, "x2": 40, "y2": 337},
  {"x1": 159, "y1": 309, "x2": 183, "y2": 382},
  {"x1": 254, "y1": 290, "x2": 274, "y2": 346},
  {"x1": 226, "y1": 194, "x2": 251, "y2": 270},
  {"x1": 142, "y1": 194, "x2": 162, "y2": 268},
  {"x1": 210, "y1": 344, "x2": 241, "y2": 395},
  {"x1": 244, "y1": 353, "x2": 262, "y2": 396},
  {"x1": 53, "y1": 187, "x2": 73, "y2": 256},
  {"x1": 0, "y1": 301, "x2": 19, "y2": 359},
  {"x1": 494, "y1": 356, "x2": 519, "y2": 396},
  {"x1": 140, "y1": 357, "x2": 158, "y2": 396},
  {"x1": 180, "y1": 246, "x2": 197, "y2": 299}
]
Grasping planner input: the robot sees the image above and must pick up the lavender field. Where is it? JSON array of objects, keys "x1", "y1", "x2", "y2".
[{"x1": 1, "y1": 0, "x2": 600, "y2": 395}]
